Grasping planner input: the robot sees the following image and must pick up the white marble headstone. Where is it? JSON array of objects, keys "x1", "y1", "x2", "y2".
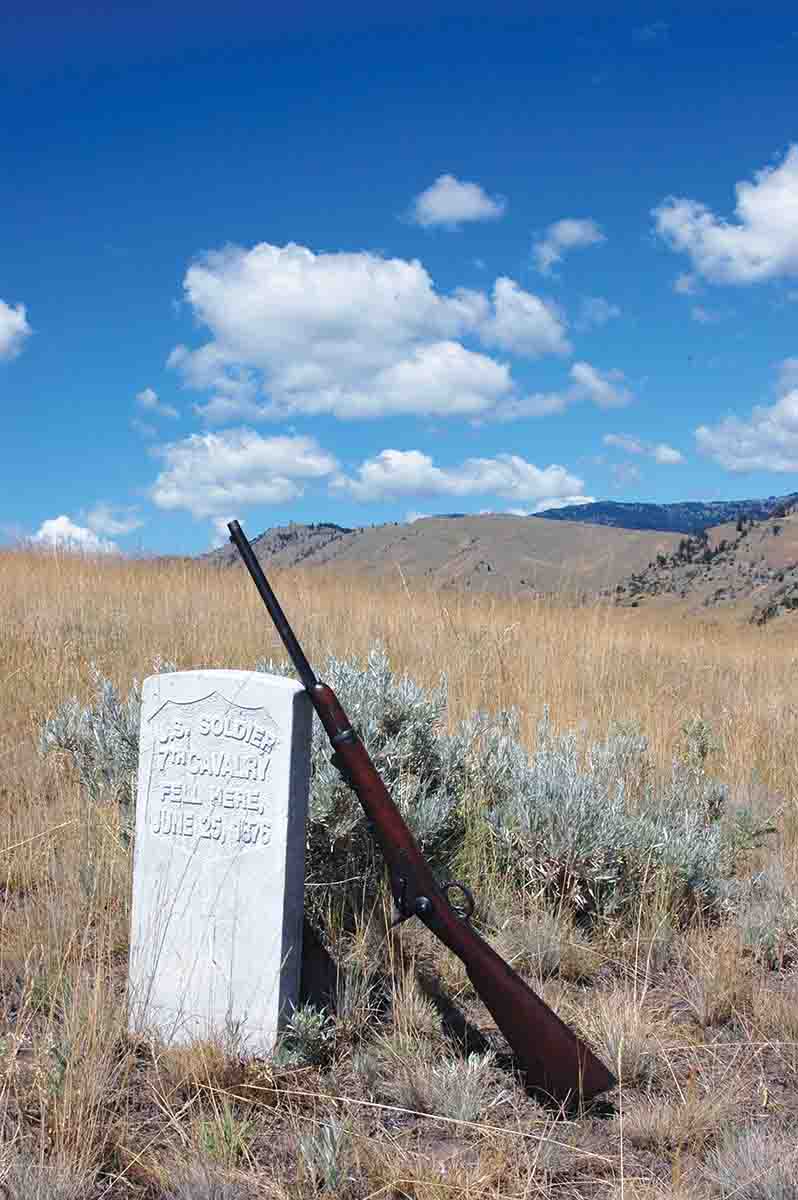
[{"x1": 128, "y1": 669, "x2": 312, "y2": 1053}]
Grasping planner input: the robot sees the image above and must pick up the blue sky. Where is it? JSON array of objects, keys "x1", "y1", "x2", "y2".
[{"x1": 3, "y1": 2, "x2": 798, "y2": 555}]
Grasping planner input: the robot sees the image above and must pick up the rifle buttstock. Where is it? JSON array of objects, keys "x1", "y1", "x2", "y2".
[{"x1": 329, "y1": 728, "x2": 616, "y2": 1104}]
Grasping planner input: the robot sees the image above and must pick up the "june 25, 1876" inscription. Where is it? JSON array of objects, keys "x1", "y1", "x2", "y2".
[{"x1": 146, "y1": 699, "x2": 279, "y2": 851}]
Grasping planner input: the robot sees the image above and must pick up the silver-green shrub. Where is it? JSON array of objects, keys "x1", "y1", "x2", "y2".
[
  {"x1": 704, "y1": 1125, "x2": 798, "y2": 1199},
  {"x1": 164, "y1": 1164, "x2": 253, "y2": 1200},
  {"x1": 483, "y1": 708, "x2": 736, "y2": 921},
  {"x1": 41, "y1": 647, "x2": 752, "y2": 930},
  {"x1": 40, "y1": 665, "x2": 142, "y2": 821},
  {"x1": 40, "y1": 659, "x2": 176, "y2": 841},
  {"x1": 297, "y1": 1118, "x2": 353, "y2": 1195},
  {"x1": 256, "y1": 647, "x2": 465, "y2": 917},
  {"x1": 275, "y1": 1002, "x2": 336, "y2": 1067},
  {"x1": 373, "y1": 1048, "x2": 500, "y2": 1121},
  {"x1": 720, "y1": 864, "x2": 798, "y2": 967},
  {"x1": 0, "y1": 1153, "x2": 94, "y2": 1200}
]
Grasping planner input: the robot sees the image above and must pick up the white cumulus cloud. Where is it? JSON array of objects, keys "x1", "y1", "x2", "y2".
[
  {"x1": 695, "y1": 359, "x2": 798, "y2": 472},
  {"x1": 569, "y1": 362, "x2": 632, "y2": 408},
  {"x1": 494, "y1": 361, "x2": 634, "y2": 421},
  {"x1": 150, "y1": 428, "x2": 338, "y2": 518},
  {"x1": 478, "y1": 278, "x2": 571, "y2": 356},
  {"x1": 85, "y1": 504, "x2": 145, "y2": 536},
  {"x1": 604, "y1": 433, "x2": 644, "y2": 455},
  {"x1": 532, "y1": 218, "x2": 605, "y2": 275},
  {"x1": 364, "y1": 340, "x2": 513, "y2": 417},
  {"x1": 331, "y1": 448, "x2": 586, "y2": 507},
  {"x1": 168, "y1": 242, "x2": 570, "y2": 422},
  {"x1": 136, "y1": 386, "x2": 179, "y2": 419},
  {"x1": 654, "y1": 145, "x2": 798, "y2": 284},
  {"x1": 603, "y1": 433, "x2": 684, "y2": 463},
  {"x1": 673, "y1": 272, "x2": 699, "y2": 295},
  {"x1": 653, "y1": 443, "x2": 685, "y2": 464},
  {"x1": 0, "y1": 299, "x2": 32, "y2": 360},
  {"x1": 210, "y1": 516, "x2": 237, "y2": 547},
  {"x1": 32, "y1": 516, "x2": 119, "y2": 554},
  {"x1": 410, "y1": 174, "x2": 506, "y2": 228},
  {"x1": 493, "y1": 391, "x2": 572, "y2": 420}
]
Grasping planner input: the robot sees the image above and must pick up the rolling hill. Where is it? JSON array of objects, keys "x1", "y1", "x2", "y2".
[
  {"x1": 210, "y1": 514, "x2": 683, "y2": 598},
  {"x1": 611, "y1": 505, "x2": 798, "y2": 623}
]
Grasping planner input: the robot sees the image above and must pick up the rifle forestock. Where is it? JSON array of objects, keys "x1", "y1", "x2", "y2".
[{"x1": 308, "y1": 682, "x2": 443, "y2": 911}]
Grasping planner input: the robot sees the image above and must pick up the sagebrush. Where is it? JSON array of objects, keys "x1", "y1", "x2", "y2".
[{"x1": 42, "y1": 646, "x2": 758, "y2": 935}]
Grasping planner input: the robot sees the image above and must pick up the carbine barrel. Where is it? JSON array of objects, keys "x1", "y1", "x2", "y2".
[{"x1": 228, "y1": 519, "x2": 318, "y2": 692}]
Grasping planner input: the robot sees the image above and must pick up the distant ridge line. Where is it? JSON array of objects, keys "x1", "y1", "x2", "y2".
[{"x1": 534, "y1": 493, "x2": 798, "y2": 535}]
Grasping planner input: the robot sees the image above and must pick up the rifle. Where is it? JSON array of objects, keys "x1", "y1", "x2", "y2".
[{"x1": 228, "y1": 519, "x2": 616, "y2": 1104}]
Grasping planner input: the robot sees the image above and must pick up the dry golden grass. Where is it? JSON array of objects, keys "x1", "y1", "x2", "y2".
[
  {"x1": 5, "y1": 546, "x2": 798, "y2": 797},
  {"x1": 2, "y1": 545, "x2": 798, "y2": 1198},
  {"x1": 621, "y1": 1069, "x2": 749, "y2": 1155}
]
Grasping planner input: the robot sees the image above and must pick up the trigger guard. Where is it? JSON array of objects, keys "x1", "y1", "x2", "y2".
[{"x1": 442, "y1": 879, "x2": 475, "y2": 922}]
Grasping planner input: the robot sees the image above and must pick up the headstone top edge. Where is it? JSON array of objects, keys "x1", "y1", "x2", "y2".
[{"x1": 142, "y1": 669, "x2": 306, "y2": 694}]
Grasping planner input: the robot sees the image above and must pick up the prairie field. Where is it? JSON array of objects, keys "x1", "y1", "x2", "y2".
[{"x1": 2, "y1": 546, "x2": 798, "y2": 1199}]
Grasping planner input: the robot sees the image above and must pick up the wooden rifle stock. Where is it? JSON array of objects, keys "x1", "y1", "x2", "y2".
[{"x1": 228, "y1": 519, "x2": 616, "y2": 1104}]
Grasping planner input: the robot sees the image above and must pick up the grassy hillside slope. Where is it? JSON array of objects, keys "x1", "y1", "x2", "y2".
[
  {"x1": 613, "y1": 508, "x2": 798, "y2": 624},
  {"x1": 211, "y1": 514, "x2": 683, "y2": 598}
]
